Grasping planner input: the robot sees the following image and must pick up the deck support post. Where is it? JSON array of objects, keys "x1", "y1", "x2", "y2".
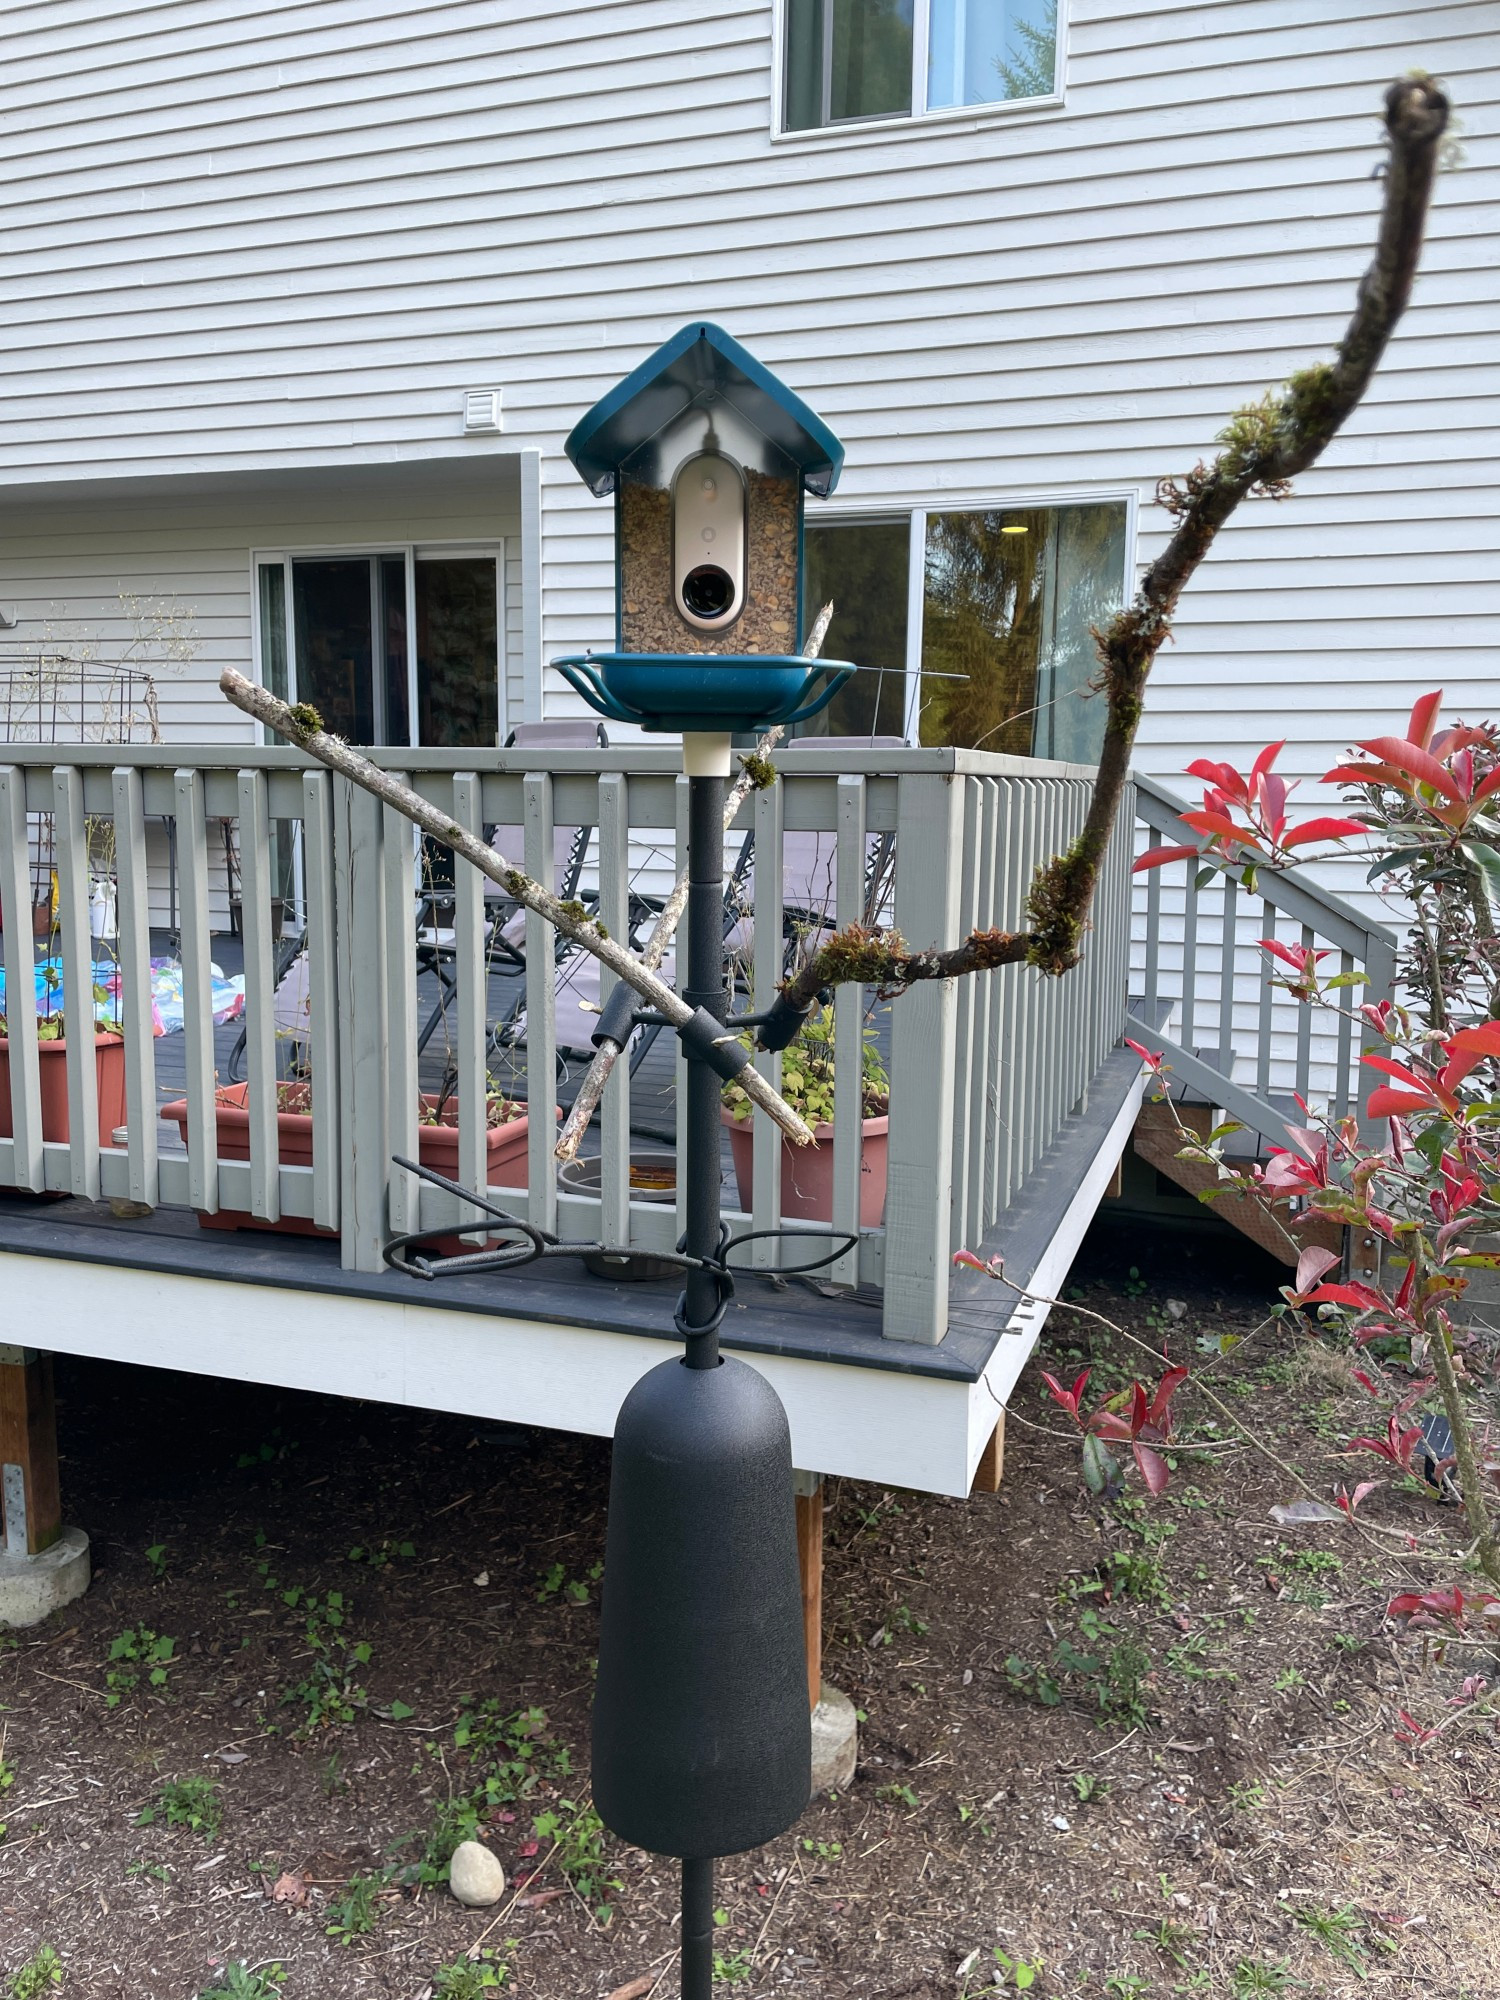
[
  {"x1": 794, "y1": 1470, "x2": 824, "y2": 1711},
  {"x1": 0, "y1": 1348, "x2": 90, "y2": 1627},
  {"x1": 796, "y1": 1469, "x2": 859, "y2": 1793},
  {"x1": 971, "y1": 1414, "x2": 1005, "y2": 1494}
]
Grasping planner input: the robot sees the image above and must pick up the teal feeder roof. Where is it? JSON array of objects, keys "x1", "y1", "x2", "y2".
[{"x1": 563, "y1": 322, "x2": 845, "y2": 499}]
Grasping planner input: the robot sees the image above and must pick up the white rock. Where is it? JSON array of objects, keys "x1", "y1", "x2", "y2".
[{"x1": 448, "y1": 1840, "x2": 506, "y2": 1907}]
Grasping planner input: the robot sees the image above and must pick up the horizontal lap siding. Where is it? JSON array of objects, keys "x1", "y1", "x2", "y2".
[
  {"x1": 0, "y1": 0, "x2": 1494, "y2": 828},
  {"x1": 0, "y1": 477, "x2": 521, "y2": 740}
]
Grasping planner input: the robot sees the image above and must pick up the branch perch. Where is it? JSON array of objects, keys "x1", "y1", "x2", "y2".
[
  {"x1": 776, "y1": 76, "x2": 1451, "y2": 1023},
  {"x1": 217, "y1": 670, "x2": 817, "y2": 1149},
  {"x1": 553, "y1": 600, "x2": 834, "y2": 1164}
]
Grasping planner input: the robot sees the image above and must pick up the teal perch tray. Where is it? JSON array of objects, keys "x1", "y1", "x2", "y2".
[{"x1": 550, "y1": 653, "x2": 854, "y2": 735}]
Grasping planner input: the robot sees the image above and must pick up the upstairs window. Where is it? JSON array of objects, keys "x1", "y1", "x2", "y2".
[{"x1": 783, "y1": 0, "x2": 1059, "y2": 133}]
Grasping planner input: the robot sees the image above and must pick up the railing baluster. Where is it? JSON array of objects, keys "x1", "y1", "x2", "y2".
[
  {"x1": 1257, "y1": 898, "x2": 1275, "y2": 1108},
  {"x1": 1334, "y1": 949, "x2": 1355, "y2": 1121},
  {"x1": 883, "y1": 767, "x2": 962, "y2": 1344},
  {"x1": 111, "y1": 767, "x2": 158, "y2": 1208},
  {"x1": 1143, "y1": 847, "x2": 1161, "y2": 1014},
  {"x1": 1295, "y1": 922, "x2": 1315, "y2": 1106},
  {"x1": 53, "y1": 767, "x2": 100, "y2": 1200},
  {"x1": 384, "y1": 789, "x2": 419, "y2": 1238},
  {"x1": 174, "y1": 768, "x2": 219, "y2": 1215},
  {"x1": 949, "y1": 777, "x2": 981, "y2": 1254},
  {"x1": 984, "y1": 784, "x2": 1011, "y2": 1227},
  {"x1": 302, "y1": 771, "x2": 340, "y2": 1233},
  {"x1": 971, "y1": 778, "x2": 998, "y2": 1231},
  {"x1": 597, "y1": 771, "x2": 631, "y2": 1249},
  {"x1": 829, "y1": 773, "x2": 866, "y2": 1287},
  {"x1": 453, "y1": 774, "x2": 489, "y2": 1234},
  {"x1": 523, "y1": 772, "x2": 558, "y2": 1236},
  {"x1": 1218, "y1": 871, "x2": 1237, "y2": 1081},
  {"x1": 1180, "y1": 854, "x2": 1199, "y2": 1055},
  {"x1": 0, "y1": 768, "x2": 44, "y2": 1191},
  {"x1": 334, "y1": 778, "x2": 387, "y2": 1271},
  {"x1": 751, "y1": 772, "x2": 785, "y2": 1268},
  {"x1": 237, "y1": 769, "x2": 280, "y2": 1222}
]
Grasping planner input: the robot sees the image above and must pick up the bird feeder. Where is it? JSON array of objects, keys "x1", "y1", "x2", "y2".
[{"x1": 551, "y1": 320, "x2": 854, "y2": 756}]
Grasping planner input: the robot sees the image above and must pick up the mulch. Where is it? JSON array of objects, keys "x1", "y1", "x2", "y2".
[{"x1": 0, "y1": 1213, "x2": 1495, "y2": 1999}]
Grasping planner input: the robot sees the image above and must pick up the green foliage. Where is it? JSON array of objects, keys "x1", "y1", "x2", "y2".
[
  {"x1": 722, "y1": 1002, "x2": 888, "y2": 1125},
  {"x1": 197, "y1": 1965, "x2": 286, "y2": 2000},
  {"x1": 1230, "y1": 1959, "x2": 1298, "y2": 1997},
  {"x1": 136, "y1": 1776, "x2": 222, "y2": 1842},
  {"x1": 6, "y1": 1948, "x2": 62, "y2": 1998},
  {"x1": 105, "y1": 1627, "x2": 176, "y2": 1705},
  {"x1": 6, "y1": 1948, "x2": 62, "y2": 1999},
  {"x1": 713, "y1": 1948, "x2": 754, "y2": 1984},
  {"x1": 1295, "y1": 1903, "x2": 1389, "y2": 1973},
  {"x1": 345, "y1": 1538, "x2": 415, "y2": 1568},
  {"x1": 326, "y1": 1872, "x2": 383, "y2": 1944},
  {"x1": 531, "y1": 1799, "x2": 619, "y2": 1923},
  {"x1": 283, "y1": 1590, "x2": 370, "y2": 1731},
  {"x1": 960, "y1": 1946, "x2": 1043, "y2": 1995},
  {"x1": 876, "y1": 1782, "x2": 919, "y2": 1809},
  {"x1": 431, "y1": 1948, "x2": 513, "y2": 1997},
  {"x1": 144, "y1": 1543, "x2": 168, "y2": 1578}
]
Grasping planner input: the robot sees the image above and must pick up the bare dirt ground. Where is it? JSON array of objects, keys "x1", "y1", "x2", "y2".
[{"x1": 0, "y1": 1215, "x2": 1496, "y2": 2000}]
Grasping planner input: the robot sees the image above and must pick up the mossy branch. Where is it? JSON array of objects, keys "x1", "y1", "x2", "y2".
[{"x1": 778, "y1": 76, "x2": 1450, "y2": 1019}]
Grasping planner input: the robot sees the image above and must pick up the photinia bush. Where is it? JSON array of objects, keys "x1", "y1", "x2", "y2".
[{"x1": 962, "y1": 693, "x2": 1500, "y2": 1662}]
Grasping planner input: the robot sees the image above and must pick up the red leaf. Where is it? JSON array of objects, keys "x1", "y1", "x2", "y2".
[
  {"x1": 1181, "y1": 809, "x2": 1249, "y2": 841},
  {"x1": 1350, "y1": 735, "x2": 1467, "y2": 802},
  {"x1": 1406, "y1": 689, "x2": 1444, "y2": 751},
  {"x1": 1366, "y1": 1085, "x2": 1438, "y2": 1120},
  {"x1": 1124, "y1": 1039, "x2": 1164, "y2": 1069},
  {"x1": 1133, "y1": 1442, "x2": 1170, "y2": 1494},
  {"x1": 1281, "y1": 816, "x2": 1367, "y2": 847},
  {"x1": 1448, "y1": 1022, "x2": 1500, "y2": 1060},
  {"x1": 1305, "y1": 1280, "x2": 1386, "y2": 1312},
  {"x1": 1146, "y1": 1364, "x2": 1189, "y2": 1430},
  {"x1": 1249, "y1": 741, "x2": 1286, "y2": 785},
  {"x1": 1132, "y1": 843, "x2": 1199, "y2": 872},
  {"x1": 1293, "y1": 1245, "x2": 1340, "y2": 1297}
]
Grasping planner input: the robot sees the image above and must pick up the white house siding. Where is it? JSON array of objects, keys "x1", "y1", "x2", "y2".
[
  {"x1": 0, "y1": 461, "x2": 523, "y2": 741},
  {"x1": 0, "y1": 0, "x2": 1494, "y2": 808}
]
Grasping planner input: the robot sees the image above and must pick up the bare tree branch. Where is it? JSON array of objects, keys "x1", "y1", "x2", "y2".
[
  {"x1": 218, "y1": 669, "x2": 818, "y2": 1149},
  {"x1": 777, "y1": 75, "x2": 1451, "y2": 1022}
]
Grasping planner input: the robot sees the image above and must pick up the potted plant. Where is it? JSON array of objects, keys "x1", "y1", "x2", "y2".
[
  {"x1": 721, "y1": 1005, "x2": 889, "y2": 1227},
  {"x1": 159, "y1": 1071, "x2": 558, "y2": 1236},
  {"x1": 0, "y1": 961, "x2": 128, "y2": 1174}
]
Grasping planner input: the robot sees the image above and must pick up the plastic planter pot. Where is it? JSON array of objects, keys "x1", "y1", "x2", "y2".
[
  {"x1": 157, "y1": 1089, "x2": 558, "y2": 1237},
  {"x1": 0, "y1": 1032, "x2": 127, "y2": 1177},
  {"x1": 721, "y1": 1108, "x2": 888, "y2": 1228}
]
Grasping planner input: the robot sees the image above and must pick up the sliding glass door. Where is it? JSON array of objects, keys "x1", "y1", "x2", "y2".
[{"x1": 255, "y1": 545, "x2": 503, "y2": 750}]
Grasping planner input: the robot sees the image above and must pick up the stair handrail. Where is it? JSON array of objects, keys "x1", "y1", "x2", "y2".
[{"x1": 1130, "y1": 772, "x2": 1400, "y2": 1146}]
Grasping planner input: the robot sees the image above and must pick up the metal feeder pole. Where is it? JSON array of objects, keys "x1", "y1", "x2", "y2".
[{"x1": 679, "y1": 748, "x2": 726, "y2": 1997}]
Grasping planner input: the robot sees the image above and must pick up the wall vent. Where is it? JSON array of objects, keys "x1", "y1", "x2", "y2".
[{"x1": 463, "y1": 389, "x2": 504, "y2": 434}]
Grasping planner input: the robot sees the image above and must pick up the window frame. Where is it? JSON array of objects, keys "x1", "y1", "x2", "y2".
[
  {"x1": 803, "y1": 485, "x2": 1138, "y2": 755},
  {"x1": 248, "y1": 540, "x2": 508, "y2": 750},
  {"x1": 772, "y1": 0, "x2": 1068, "y2": 143}
]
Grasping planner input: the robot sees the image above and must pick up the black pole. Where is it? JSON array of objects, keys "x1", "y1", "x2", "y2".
[
  {"x1": 681, "y1": 1852, "x2": 714, "y2": 2000},
  {"x1": 682, "y1": 767, "x2": 725, "y2": 1371},
  {"x1": 679, "y1": 761, "x2": 726, "y2": 1991}
]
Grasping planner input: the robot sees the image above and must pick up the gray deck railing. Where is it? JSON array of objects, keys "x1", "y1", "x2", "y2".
[
  {"x1": 1127, "y1": 773, "x2": 1399, "y2": 1147},
  {"x1": 0, "y1": 744, "x2": 1133, "y2": 1347}
]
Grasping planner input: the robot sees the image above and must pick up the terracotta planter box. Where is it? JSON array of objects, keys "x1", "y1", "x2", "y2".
[
  {"x1": 723, "y1": 1108, "x2": 888, "y2": 1228},
  {"x1": 0, "y1": 1032, "x2": 127, "y2": 1178},
  {"x1": 158, "y1": 1086, "x2": 557, "y2": 1239}
]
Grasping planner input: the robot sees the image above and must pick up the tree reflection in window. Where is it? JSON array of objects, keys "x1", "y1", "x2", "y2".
[{"x1": 920, "y1": 502, "x2": 1127, "y2": 762}]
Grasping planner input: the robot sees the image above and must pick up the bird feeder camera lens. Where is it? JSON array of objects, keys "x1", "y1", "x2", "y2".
[
  {"x1": 673, "y1": 450, "x2": 746, "y2": 630},
  {"x1": 681, "y1": 564, "x2": 735, "y2": 620}
]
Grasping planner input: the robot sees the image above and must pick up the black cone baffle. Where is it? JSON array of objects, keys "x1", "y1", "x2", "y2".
[{"x1": 591, "y1": 1352, "x2": 811, "y2": 1859}]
